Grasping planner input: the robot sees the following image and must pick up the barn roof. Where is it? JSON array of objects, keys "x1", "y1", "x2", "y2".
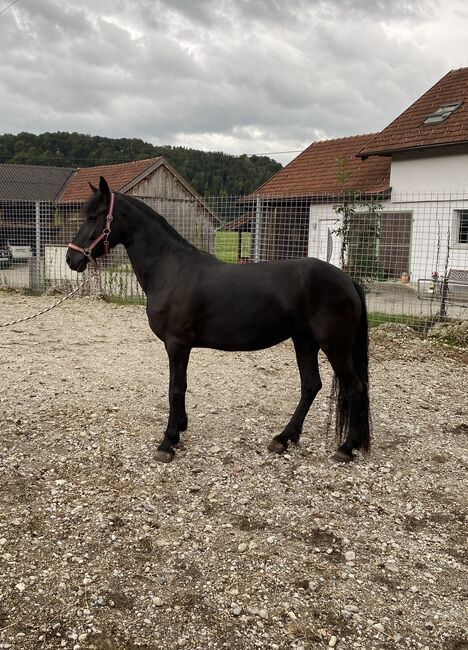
[
  {"x1": 0, "y1": 164, "x2": 74, "y2": 201},
  {"x1": 57, "y1": 156, "x2": 221, "y2": 225},
  {"x1": 358, "y1": 67, "x2": 468, "y2": 158},
  {"x1": 58, "y1": 158, "x2": 162, "y2": 204},
  {"x1": 256, "y1": 134, "x2": 390, "y2": 197}
]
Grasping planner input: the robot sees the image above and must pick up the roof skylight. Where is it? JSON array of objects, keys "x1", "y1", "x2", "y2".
[{"x1": 423, "y1": 102, "x2": 462, "y2": 125}]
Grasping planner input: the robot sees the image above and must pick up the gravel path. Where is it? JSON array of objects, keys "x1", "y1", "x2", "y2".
[{"x1": 0, "y1": 293, "x2": 467, "y2": 650}]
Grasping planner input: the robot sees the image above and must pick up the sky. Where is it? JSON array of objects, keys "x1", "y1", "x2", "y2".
[{"x1": 0, "y1": 0, "x2": 467, "y2": 165}]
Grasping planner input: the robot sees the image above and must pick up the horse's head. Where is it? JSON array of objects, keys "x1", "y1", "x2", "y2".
[{"x1": 66, "y1": 176, "x2": 121, "y2": 272}]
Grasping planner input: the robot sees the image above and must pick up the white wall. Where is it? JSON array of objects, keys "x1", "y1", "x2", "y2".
[
  {"x1": 308, "y1": 196, "x2": 468, "y2": 283},
  {"x1": 308, "y1": 204, "x2": 342, "y2": 266},
  {"x1": 390, "y1": 149, "x2": 468, "y2": 194},
  {"x1": 389, "y1": 196, "x2": 468, "y2": 281},
  {"x1": 45, "y1": 245, "x2": 76, "y2": 281}
]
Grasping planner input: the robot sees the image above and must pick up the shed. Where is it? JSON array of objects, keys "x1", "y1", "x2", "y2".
[
  {"x1": 0, "y1": 164, "x2": 74, "y2": 255},
  {"x1": 58, "y1": 157, "x2": 220, "y2": 252}
]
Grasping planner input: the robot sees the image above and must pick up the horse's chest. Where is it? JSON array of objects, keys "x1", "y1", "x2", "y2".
[{"x1": 147, "y1": 302, "x2": 194, "y2": 342}]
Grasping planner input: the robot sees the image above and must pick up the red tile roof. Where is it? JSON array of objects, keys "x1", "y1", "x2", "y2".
[
  {"x1": 58, "y1": 157, "x2": 161, "y2": 203},
  {"x1": 256, "y1": 134, "x2": 390, "y2": 197},
  {"x1": 358, "y1": 68, "x2": 468, "y2": 158}
]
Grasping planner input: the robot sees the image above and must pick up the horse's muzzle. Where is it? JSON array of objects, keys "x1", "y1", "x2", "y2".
[{"x1": 66, "y1": 248, "x2": 88, "y2": 273}]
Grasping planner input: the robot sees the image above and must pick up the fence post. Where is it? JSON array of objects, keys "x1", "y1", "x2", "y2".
[
  {"x1": 29, "y1": 201, "x2": 44, "y2": 292},
  {"x1": 254, "y1": 195, "x2": 262, "y2": 262}
]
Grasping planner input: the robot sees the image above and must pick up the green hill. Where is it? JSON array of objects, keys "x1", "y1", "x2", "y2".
[{"x1": 0, "y1": 132, "x2": 281, "y2": 196}]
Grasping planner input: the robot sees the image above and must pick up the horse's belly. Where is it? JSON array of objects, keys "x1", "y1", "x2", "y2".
[{"x1": 197, "y1": 310, "x2": 292, "y2": 351}]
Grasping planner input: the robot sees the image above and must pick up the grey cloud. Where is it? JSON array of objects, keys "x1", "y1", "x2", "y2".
[{"x1": 0, "y1": 0, "x2": 462, "y2": 163}]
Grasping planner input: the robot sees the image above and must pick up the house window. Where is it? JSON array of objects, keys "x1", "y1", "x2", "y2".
[
  {"x1": 423, "y1": 102, "x2": 462, "y2": 125},
  {"x1": 454, "y1": 210, "x2": 468, "y2": 245}
]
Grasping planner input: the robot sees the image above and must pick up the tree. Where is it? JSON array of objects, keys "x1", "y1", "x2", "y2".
[{"x1": 0, "y1": 132, "x2": 282, "y2": 195}]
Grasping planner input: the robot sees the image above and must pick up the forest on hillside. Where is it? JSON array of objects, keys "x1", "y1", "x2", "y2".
[{"x1": 0, "y1": 132, "x2": 282, "y2": 195}]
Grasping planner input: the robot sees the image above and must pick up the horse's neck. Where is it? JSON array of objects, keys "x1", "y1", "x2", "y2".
[{"x1": 120, "y1": 202, "x2": 190, "y2": 293}]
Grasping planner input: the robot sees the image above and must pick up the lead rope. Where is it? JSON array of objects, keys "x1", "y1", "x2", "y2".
[{"x1": 0, "y1": 273, "x2": 95, "y2": 328}]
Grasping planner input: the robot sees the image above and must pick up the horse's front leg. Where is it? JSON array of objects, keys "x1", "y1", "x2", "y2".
[{"x1": 155, "y1": 341, "x2": 191, "y2": 463}]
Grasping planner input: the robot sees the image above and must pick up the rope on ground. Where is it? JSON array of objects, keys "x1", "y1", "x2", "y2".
[{"x1": 0, "y1": 277, "x2": 91, "y2": 328}]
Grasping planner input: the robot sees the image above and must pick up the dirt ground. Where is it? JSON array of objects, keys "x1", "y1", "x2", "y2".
[{"x1": 0, "y1": 293, "x2": 467, "y2": 650}]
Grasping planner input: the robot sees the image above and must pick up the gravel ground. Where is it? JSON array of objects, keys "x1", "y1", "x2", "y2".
[{"x1": 0, "y1": 293, "x2": 467, "y2": 650}]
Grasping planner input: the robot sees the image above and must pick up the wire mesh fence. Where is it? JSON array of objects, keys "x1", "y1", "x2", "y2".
[{"x1": 1, "y1": 190, "x2": 467, "y2": 326}]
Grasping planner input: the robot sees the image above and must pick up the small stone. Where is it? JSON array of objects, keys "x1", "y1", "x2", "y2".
[
  {"x1": 238, "y1": 542, "x2": 248, "y2": 553},
  {"x1": 344, "y1": 551, "x2": 355, "y2": 562},
  {"x1": 152, "y1": 597, "x2": 164, "y2": 607},
  {"x1": 329, "y1": 636, "x2": 338, "y2": 647},
  {"x1": 341, "y1": 609, "x2": 352, "y2": 619},
  {"x1": 232, "y1": 606, "x2": 242, "y2": 616},
  {"x1": 345, "y1": 604, "x2": 359, "y2": 613},
  {"x1": 210, "y1": 446, "x2": 221, "y2": 454},
  {"x1": 259, "y1": 608, "x2": 269, "y2": 620},
  {"x1": 144, "y1": 502, "x2": 155, "y2": 513},
  {"x1": 15, "y1": 582, "x2": 26, "y2": 592},
  {"x1": 373, "y1": 623, "x2": 385, "y2": 633},
  {"x1": 384, "y1": 559, "x2": 398, "y2": 572}
]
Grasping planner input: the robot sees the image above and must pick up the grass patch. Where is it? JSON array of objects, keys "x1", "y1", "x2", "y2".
[
  {"x1": 368, "y1": 311, "x2": 459, "y2": 334},
  {"x1": 215, "y1": 232, "x2": 251, "y2": 263},
  {"x1": 102, "y1": 294, "x2": 146, "y2": 306}
]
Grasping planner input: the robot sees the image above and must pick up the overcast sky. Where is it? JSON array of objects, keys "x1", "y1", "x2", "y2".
[{"x1": 0, "y1": 0, "x2": 467, "y2": 164}]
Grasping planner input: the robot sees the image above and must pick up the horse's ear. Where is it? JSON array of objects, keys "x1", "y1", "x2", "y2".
[
  {"x1": 88, "y1": 182, "x2": 98, "y2": 194},
  {"x1": 99, "y1": 176, "x2": 111, "y2": 204}
]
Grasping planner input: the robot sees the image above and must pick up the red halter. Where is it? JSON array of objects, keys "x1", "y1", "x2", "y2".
[{"x1": 68, "y1": 193, "x2": 115, "y2": 270}]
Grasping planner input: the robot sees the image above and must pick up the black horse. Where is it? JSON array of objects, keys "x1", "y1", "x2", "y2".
[{"x1": 67, "y1": 177, "x2": 370, "y2": 464}]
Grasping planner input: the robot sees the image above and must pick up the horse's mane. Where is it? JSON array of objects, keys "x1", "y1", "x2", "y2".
[{"x1": 117, "y1": 193, "x2": 196, "y2": 250}]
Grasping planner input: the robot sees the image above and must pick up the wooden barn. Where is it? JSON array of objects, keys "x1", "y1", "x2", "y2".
[{"x1": 57, "y1": 157, "x2": 220, "y2": 252}]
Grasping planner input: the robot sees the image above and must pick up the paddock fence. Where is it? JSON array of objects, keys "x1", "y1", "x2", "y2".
[{"x1": 1, "y1": 190, "x2": 467, "y2": 328}]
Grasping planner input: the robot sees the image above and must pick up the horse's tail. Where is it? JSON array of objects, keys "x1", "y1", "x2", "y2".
[{"x1": 332, "y1": 281, "x2": 371, "y2": 452}]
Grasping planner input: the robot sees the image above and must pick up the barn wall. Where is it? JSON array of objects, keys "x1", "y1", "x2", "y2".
[{"x1": 129, "y1": 166, "x2": 216, "y2": 252}]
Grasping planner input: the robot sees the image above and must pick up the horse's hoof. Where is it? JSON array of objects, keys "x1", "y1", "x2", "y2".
[
  {"x1": 155, "y1": 449, "x2": 175, "y2": 463},
  {"x1": 268, "y1": 439, "x2": 287, "y2": 454},
  {"x1": 332, "y1": 449, "x2": 354, "y2": 463}
]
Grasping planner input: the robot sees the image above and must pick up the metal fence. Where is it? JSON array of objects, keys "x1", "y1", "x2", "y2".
[{"x1": 1, "y1": 191, "x2": 467, "y2": 326}]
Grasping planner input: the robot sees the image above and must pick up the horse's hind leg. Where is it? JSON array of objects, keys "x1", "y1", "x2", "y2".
[
  {"x1": 326, "y1": 353, "x2": 369, "y2": 463},
  {"x1": 155, "y1": 341, "x2": 191, "y2": 463},
  {"x1": 268, "y1": 336, "x2": 321, "y2": 454}
]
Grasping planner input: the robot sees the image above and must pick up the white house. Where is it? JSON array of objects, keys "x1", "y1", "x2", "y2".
[{"x1": 255, "y1": 68, "x2": 468, "y2": 295}]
